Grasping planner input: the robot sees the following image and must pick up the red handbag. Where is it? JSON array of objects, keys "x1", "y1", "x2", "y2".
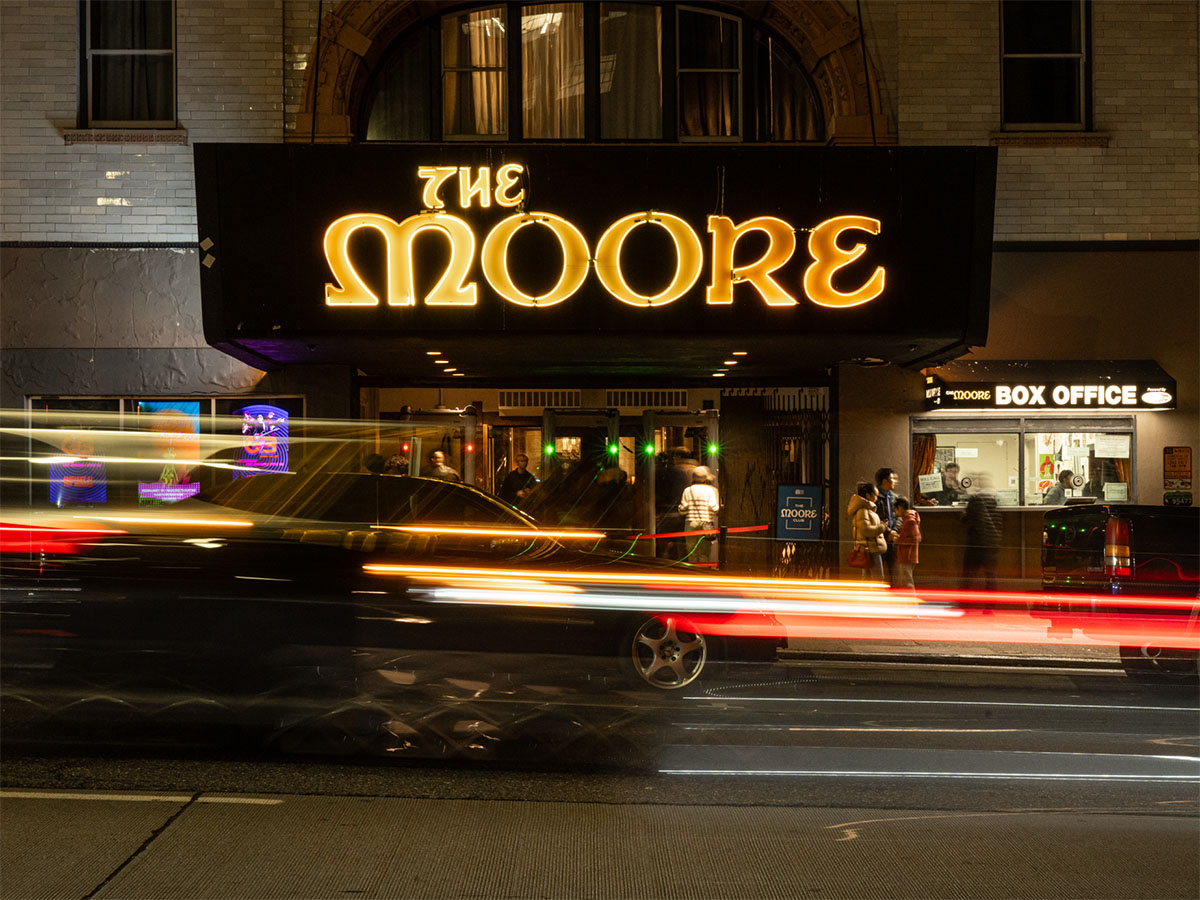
[{"x1": 847, "y1": 547, "x2": 870, "y2": 568}]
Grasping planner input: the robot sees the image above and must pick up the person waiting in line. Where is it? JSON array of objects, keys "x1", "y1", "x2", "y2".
[
  {"x1": 893, "y1": 496, "x2": 922, "y2": 589},
  {"x1": 1042, "y1": 469, "x2": 1073, "y2": 506},
  {"x1": 498, "y1": 454, "x2": 538, "y2": 504},
  {"x1": 678, "y1": 465, "x2": 720, "y2": 563},
  {"x1": 874, "y1": 467, "x2": 901, "y2": 584},
  {"x1": 847, "y1": 481, "x2": 887, "y2": 582},
  {"x1": 962, "y1": 474, "x2": 1002, "y2": 591},
  {"x1": 419, "y1": 449, "x2": 461, "y2": 483}
]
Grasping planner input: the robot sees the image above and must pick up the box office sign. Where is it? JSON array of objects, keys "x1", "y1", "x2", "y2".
[
  {"x1": 195, "y1": 145, "x2": 996, "y2": 370},
  {"x1": 924, "y1": 374, "x2": 1177, "y2": 411}
]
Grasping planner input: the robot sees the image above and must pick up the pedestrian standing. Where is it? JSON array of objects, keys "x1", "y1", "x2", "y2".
[
  {"x1": 875, "y1": 467, "x2": 901, "y2": 584},
  {"x1": 962, "y1": 475, "x2": 1002, "y2": 591},
  {"x1": 893, "y1": 496, "x2": 921, "y2": 589},
  {"x1": 679, "y1": 465, "x2": 720, "y2": 563},
  {"x1": 847, "y1": 481, "x2": 887, "y2": 582}
]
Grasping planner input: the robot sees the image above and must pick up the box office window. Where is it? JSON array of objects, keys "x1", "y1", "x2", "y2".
[{"x1": 912, "y1": 417, "x2": 1134, "y2": 507}]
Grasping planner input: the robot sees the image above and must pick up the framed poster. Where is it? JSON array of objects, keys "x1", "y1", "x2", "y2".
[{"x1": 776, "y1": 485, "x2": 822, "y2": 542}]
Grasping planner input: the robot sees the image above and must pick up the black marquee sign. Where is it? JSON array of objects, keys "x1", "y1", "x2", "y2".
[{"x1": 194, "y1": 144, "x2": 997, "y2": 384}]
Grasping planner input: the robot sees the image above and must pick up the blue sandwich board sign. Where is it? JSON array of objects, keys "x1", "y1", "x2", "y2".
[{"x1": 776, "y1": 485, "x2": 822, "y2": 541}]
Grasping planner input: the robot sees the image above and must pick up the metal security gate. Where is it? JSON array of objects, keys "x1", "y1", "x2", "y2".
[{"x1": 720, "y1": 386, "x2": 836, "y2": 577}]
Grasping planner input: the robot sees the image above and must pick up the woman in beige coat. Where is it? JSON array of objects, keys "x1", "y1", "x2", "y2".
[{"x1": 847, "y1": 481, "x2": 888, "y2": 581}]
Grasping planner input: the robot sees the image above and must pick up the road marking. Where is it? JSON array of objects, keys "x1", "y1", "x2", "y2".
[{"x1": 0, "y1": 791, "x2": 281, "y2": 805}]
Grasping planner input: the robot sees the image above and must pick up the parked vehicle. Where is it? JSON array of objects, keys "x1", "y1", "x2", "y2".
[{"x1": 1040, "y1": 504, "x2": 1199, "y2": 685}]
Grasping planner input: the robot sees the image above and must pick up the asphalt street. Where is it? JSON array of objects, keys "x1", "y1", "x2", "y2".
[{"x1": 3, "y1": 654, "x2": 1197, "y2": 900}]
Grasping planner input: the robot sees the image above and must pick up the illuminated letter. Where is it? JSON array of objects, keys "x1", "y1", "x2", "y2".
[
  {"x1": 459, "y1": 167, "x2": 491, "y2": 209},
  {"x1": 594, "y1": 212, "x2": 704, "y2": 307},
  {"x1": 324, "y1": 213, "x2": 402, "y2": 306},
  {"x1": 393, "y1": 213, "x2": 477, "y2": 306},
  {"x1": 494, "y1": 164, "x2": 525, "y2": 207},
  {"x1": 323, "y1": 212, "x2": 477, "y2": 308},
  {"x1": 803, "y1": 215, "x2": 886, "y2": 308},
  {"x1": 417, "y1": 166, "x2": 456, "y2": 209},
  {"x1": 481, "y1": 212, "x2": 590, "y2": 308},
  {"x1": 706, "y1": 215, "x2": 798, "y2": 306}
]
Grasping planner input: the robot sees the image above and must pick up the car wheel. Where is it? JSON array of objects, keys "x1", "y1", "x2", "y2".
[
  {"x1": 1119, "y1": 643, "x2": 1200, "y2": 687},
  {"x1": 622, "y1": 615, "x2": 713, "y2": 690}
]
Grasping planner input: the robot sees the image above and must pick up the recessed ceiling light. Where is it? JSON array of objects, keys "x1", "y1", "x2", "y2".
[
  {"x1": 426, "y1": 351, "x2": 441, "y2": 355},
  {"x1": 731, "y1": 351, "x2": 747, "y2": 356},
  {"x1": 452, "y1": 372, "x2": 465, "y2": 377},
  {"x1": 712, "y1": 372, "x2": 725, "y2": 378},
  {"x1": 723, "y1": 360, "x2": 738, "y2": 365},
  {"x1": 443, "y1": 368, "x2": 457, "y2": 372},
  {"x1": 435, "y1": 359, "x2": 449, "y2": 364}
]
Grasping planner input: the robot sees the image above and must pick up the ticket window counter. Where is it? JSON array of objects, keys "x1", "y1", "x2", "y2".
[{"x1": 910, "y1": 416, "x2": 1136, "y2": 582}]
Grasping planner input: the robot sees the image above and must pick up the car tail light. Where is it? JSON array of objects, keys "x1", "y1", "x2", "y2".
[
  {"x1": 0, "y1": 523, "x2": 125, "y2": 556},
  {"x1": 1104, "y1": 517, "x2": 1131, "y2": 577}
]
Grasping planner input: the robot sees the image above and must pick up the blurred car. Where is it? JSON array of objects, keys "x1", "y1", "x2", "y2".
[
  {"x1": 1040, "y1": 503, "x2": 1199, "y2": 685},
  {"x1": 1, "y1": 472, "x2": 785, "y2": 755}
]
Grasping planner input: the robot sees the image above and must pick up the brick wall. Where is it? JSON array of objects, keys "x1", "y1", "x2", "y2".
[
  {"x1": 887, "y1": 0, "x2": 1198, "y2": 241},
  {"x1": 0, "y1": 0, "x2": 283, "y2": 244}
]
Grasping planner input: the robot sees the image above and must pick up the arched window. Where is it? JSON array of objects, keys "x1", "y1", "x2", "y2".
[{"x1": 359, "y1": 3, "x2": 824, "y2": 143}]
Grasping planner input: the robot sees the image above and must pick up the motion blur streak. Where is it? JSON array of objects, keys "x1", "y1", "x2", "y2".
[
  {"x1": 0, "y1": 524, "x2": 127, "y2": 554},
  {"x1": 70, "y1": 515, "x2": 255, "y2": 528},
  {"x1": 373, "y1": 525, "x2": 606, "y2": 540},
  {"x1": 24, "y1": 455, "x2": 261, "y2": 473},
  {"x1": 917, "y1": 588, "x2": 1198, "y2": 612},
  {"x1": 365, "y1": 565, "x2": 1197, "y2": 650}
]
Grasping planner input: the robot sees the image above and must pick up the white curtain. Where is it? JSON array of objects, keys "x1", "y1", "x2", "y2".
[
  {"x1": 600, "y1": 4, "x2": 662, "y2": 139},
  {"x1": 442, "y1": 8, "x2": 506, "y2": 137},
  {"x1": 521, "y1": 4, "x2": 584, "y2": 139}
]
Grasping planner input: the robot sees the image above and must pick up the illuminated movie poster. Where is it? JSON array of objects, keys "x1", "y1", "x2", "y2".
[
  {"x1": 48, "y1": 432, "x2": 106, "y2": 506},
  {"x1": 234, "y1": 404, "x2": 289, "y2": 478},
  {"x1": 137, "y1": 401, "x2": 202, "y2": 503}
]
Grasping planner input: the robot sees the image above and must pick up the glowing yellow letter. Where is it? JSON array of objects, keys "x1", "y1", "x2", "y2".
[
  {"x1": 803, "y1": 215, "x2": 885, "y2": 308},
  {"x1": 706, "y1": 215, "x2": 798, "y2": 306},
  {"x1": 323, "y1": 212, "x2": 477, "y2": 308},
  {"x1": 458, "y1": 167, "x2": 491, "y2": 209},
  {"x1": 324, "y1": 213, "x2": 403, "y2": 306},
  {"x1": 417, "y1": 166, "x2": 456, "y2": 210},
  {"x1": 494, "y1": 164, "x2": 525, "y2": 207},
  {"x1": 594, "y1": 212, "x2": 704, "y2": 307},
  {"x1": 393, "y1": 213, "x2": 477, "y2": 306},
  {"x1": 481, "y1": 213, "x2": 590, "y2": 308}
]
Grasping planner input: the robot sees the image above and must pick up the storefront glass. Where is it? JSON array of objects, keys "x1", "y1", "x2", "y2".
[
  {"x1": 912, "y1": 418, "x2": 1135, "y2": 507},
  {"x1": 1023, "y1": 430, "x2": 1132, "y2": 505}
]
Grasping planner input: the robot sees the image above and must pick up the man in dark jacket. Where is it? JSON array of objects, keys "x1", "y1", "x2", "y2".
[
  {"x1": 498, "y1": 454, "x2": 538, "y2": 504},
  {"x1": 875, "y1": 467, "x2": 901, "y2": 584},
  {"x1": 962, "y1": 476, "x2": 1002, "y2": 590}
]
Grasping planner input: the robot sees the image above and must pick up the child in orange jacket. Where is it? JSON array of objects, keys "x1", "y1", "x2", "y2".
[{"x1": 894, "y1": 496, "x2": 921, "y2": 588}]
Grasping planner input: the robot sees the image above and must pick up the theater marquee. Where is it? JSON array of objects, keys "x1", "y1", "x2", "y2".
[{"x1": 194, "y1": 145, "x2": 996, "y2": 383}]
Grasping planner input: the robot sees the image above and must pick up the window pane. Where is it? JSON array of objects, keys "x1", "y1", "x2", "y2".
[
  {"x1": 442, "y1": 8, "x2": 506, "y2": 69},
  {"x1": 1025, "y1": 431, "x2": 1132, "y2": 505},
  {"x1": 443, "y1": 71, "x2": 507, "y2": 136},
  {"x1": 750, "y1": 32, "x2": 822, "y2": 141},
  {"x1": 442, "y1": 8, "x2": 506, "y2": 137},
  {"x1": 522, "y1": 3, "x2": 584, "y2": 139},
  {"x1": 600, "y1": 3, "x2": 662, "y2": 139},
  {"x1": 678, "y1": 9, "x2": 738, "y2": 69},
  {"x1": 679, "y1": 73, "x2": 738, "y2": 137},
  {"x1": 90, "y1": 0, "x2": 173, "y2": 51},
  {"x1": 1003, "y1": 0, "x2": 1081, "y2": 54},
  {"x1": 91, "y1": 54, "x2": 174, "y2": 122},
  {"x1": 912, "y1": 433, "x2": 1021, "y2": 507},
  {"x1": 364, "y1": 27, "x2": 431, "y2": 141},
  {"x1": 1003, "y1": 57, "x2": 1081, "y2": 124}
]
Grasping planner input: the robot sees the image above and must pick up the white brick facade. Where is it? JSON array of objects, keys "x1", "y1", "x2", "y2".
[{"x1": 0, "y1": 0, "x2": 282, "y2": 244}]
